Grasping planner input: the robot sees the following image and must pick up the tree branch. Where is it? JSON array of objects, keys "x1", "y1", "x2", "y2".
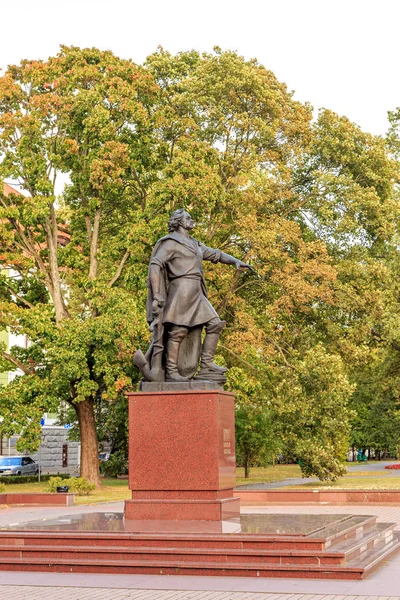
[
  {"x1": 108, "y1": 250, "x2": 130, "y2": 287},
  {"x1": 89, "y1": 208, "x2": 101, "y2": 280},
  {"x1": 216, "y1": 269, "x2": 242, "y2": 314},
  {"x1": 44, "y1": 215, "x2": 69, "y2": 322},
  {"x1": 218, "y1": 344, "x2": 258, "y2": 371},
  {"x1": 1, "y1": 280, "x2": 34, "y2": 309},
  {"x1": 80, "y1": 195, "x2": 93, "y2": 246},
  {"x1": 1, "y1": 351, "x2": 34, "y2": 375},
  {"x1": 234, "y1": 279, "x2": 264, "y2": 294},
  {"x1": 49, "y1": 201, "x2": 58, "y2": 249}
]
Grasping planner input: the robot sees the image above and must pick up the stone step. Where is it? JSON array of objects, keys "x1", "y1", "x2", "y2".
[
  {"x1": 317, "y1": 515, "x2": 377, "y2": 549},
  {"x1": 0, "y1": 540, "x2": 398, "y2": 580},
  {"x1": 0, "y1": 516, "x2": 397, "y2": 579},
  {"x1": 0, "y1": 543, "x2": 345, "y2": 565},
  {"x1": 0, "y1": 515, "x2": 377, "y2": 553},
  {"x1": 334, "y1": 522, "x2": 396, "y2": 561},
  {"x1": 0, "y1": 531, "x2": 327, "y2": 551},
  {"x1": 0, "y1": 523, "x2": 395, "y2": 567},
  {"x1": 346, "y1": 531, "x2": 400, "y2": 575}
]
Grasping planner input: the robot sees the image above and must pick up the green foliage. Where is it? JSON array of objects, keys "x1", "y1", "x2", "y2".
[
  {"x1": 45, "y1": 476, "x2": 67, "y2": 492},
  {"x1": 275, "y1": 345, "x2": 354, "y2": 481},
  {"x1": 0, "y1": 45, "x2": 398, "y2": 484},
  {"x1": 100, "y1": 451, "x2": 128, "y2": 478},
  {"x1": 67, "y1": 476, "x2": 96, "y2": 495},
  {"x1": 0, "y1": 473, "x2": 69, "y2": 485},
  {"x1": 0, "y1": 483, "x2": 6, "y2": 493},
  {"x1": 228, "y1": 367, "x2": 279, "y2": 478},
  {"x1": 46, "y1": 475, "x2": 95, "y2": 495}
]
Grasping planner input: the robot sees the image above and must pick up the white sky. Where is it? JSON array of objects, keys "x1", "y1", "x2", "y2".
[{"x1": 0, "y1": 0, "x2": 398, "y2": 135}]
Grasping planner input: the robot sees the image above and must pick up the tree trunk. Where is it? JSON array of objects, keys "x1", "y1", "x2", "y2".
[
  {"x1": 244, "y1": 457, "x2": 250, "y2": 479},
  {"x1": 74, "y1": 398, "x2": 102, "y2": 488}
]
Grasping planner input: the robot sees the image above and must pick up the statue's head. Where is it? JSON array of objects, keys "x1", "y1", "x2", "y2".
[{"x1": 168, "y1": 208, "x2": 194, "y2": 232}]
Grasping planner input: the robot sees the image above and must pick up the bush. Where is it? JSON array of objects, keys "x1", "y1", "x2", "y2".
[
  {"x1": 0, "y1": 483, "x2": 6, "y2": 493},
  {"x1": 46, "y1": 476, "x2": 95, "y2": 495},
  {"x1": 68, "y1": 477, "x2": 96, "y2": 495},
  {"x1": 100, "y1": 452, "x2": 128, "y2": 478},
  {"x1": 45, "y1": 476, "x2": 66, "y2": 492}
]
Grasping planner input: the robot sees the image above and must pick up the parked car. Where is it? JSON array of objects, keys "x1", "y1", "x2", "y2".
[
  {"x1": 0, "y1": 456, "x2": 39, "y2": 476},
  {"x1": 98, "y1": 452, "x2": 110, "y2": 463}
]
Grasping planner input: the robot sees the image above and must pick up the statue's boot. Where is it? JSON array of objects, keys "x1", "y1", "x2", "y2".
[
  {"x1": 166, "y1": 338, "x2": 190, "y2": 382},
  {"x1": 200, "y1": 319, "x2": 228, "y2": 374}
]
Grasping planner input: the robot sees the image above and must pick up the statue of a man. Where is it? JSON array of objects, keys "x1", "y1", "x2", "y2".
[{"x1": 134, "y1": 208, "x2": 253, "y2": 384}]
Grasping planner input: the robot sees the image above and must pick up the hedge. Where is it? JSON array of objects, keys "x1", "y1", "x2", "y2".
[{"x1": 0, "y1": 473, "x2": 71, "y2": 485}]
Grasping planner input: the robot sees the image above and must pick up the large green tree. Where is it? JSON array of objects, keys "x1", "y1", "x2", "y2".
[
  {"x1": 0, "y1": 46, "x2": 156, "y2": 485},
  {"x1": 0, "y1": 45, "x2": 397, "y2": 484}
]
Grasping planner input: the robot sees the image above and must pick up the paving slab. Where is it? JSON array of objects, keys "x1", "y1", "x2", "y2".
[{"x1": 0, "y1": 589, "x2": 399, "y2": 600}]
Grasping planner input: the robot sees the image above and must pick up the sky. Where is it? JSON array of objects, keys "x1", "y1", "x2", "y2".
[{"x1": 0, "y1": 0, "x2": 399, "y2": 136}]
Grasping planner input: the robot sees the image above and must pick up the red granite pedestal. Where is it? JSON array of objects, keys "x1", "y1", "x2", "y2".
[{"x1": 124, "y1": 389, "x2": 240, "y2": 521}]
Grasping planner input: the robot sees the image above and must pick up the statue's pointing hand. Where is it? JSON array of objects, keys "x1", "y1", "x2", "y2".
[{"x1": 236, "y1": 260, "x2": 255, "y2": 272}]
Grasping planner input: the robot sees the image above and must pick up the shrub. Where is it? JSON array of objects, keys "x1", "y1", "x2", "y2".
[
  {"x1": 0, "y1": 483, "x2": 6, "y2": 493},
  {"x1": 68, "y1": 477, "x2": 96, "y2": 495},
  {"x1": 100, "y1": 452, "x2": 128, "y2": 478},
  {"x1": 1, "y1": 473, "x2": 70, "y2": 485},
  {"x1": 45, "y1": 476, "x2": 66, "y2": 492}
]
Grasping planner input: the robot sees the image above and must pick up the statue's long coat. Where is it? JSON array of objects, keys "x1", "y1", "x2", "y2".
[
  {"x1": 145, "y1": 232, "x2": 221, "y2": 377},
  {"x1": 146, "y1": 232, "x2": 220, "y2": 326}
]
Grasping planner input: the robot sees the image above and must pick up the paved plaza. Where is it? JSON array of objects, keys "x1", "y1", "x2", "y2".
[
  {"x1": 0, "y1": 502, "x2": 399, "y2": 599},
  {"x1": 0, "y1": 590, "x2": 398, "y2": 600}
]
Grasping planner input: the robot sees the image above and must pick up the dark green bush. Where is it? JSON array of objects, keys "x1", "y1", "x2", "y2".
[
  {"x1": 100, "y1": 452, "x2": 128, "y2": 478},
  {"x1": 0, "y1": 473, "x2": 70, "y2": 485}
]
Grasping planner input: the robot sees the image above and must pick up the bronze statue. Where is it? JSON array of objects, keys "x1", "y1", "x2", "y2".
[{"x1": 133, "y1": 209, "x2": 253, "y2": 386}]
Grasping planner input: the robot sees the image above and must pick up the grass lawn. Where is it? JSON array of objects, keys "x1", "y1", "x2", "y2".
[
  {"x1": 236, "y1": 464, "x2": 302, "y2": 486},
  {"x1": 288, "y1": 473, "x2": 400, "y2": 490},
  {"x1": 3, "y1": 477, "x2": 131, "y2": 505},
  {"x1": 236, "y1": 465, "x2": 400, "y2": 490}
]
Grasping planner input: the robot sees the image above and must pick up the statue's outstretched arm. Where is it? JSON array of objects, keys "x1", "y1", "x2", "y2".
[{"x1": 219, "y1": 252, "x2": 255, "y2": 272}]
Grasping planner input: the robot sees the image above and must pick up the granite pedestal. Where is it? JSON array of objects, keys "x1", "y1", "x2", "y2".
[{"x1": 124, "y1": 389, "x2": 240, "y2": 521}]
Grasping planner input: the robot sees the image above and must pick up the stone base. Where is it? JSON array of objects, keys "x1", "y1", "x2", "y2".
[
  {"x1": 0, "y1": 492, "x2": 74, "y2": 506},
  {"x1": 125, "y1": 495, "x2": 240, "y2": 521},
  {"x1": 2, "y1": 512, "x2": 398, "y2": 579},
  {"x1": 139, "y1": 380, "x2": 223, "y2": 392},
  {"x1": 126, "y1": 389, "x2": 237, "y2": 521}
]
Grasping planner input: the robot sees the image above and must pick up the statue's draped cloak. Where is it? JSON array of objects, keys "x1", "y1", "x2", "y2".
[
  {"x1": 145, "y1": 232, "x2": 221, "y2": 378},
  {"x1": 146, "y1": 232, "x2": 220, "y2": 327}
]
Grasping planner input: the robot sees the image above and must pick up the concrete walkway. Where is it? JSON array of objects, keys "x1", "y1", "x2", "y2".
[
  {"x1": 0, "y1": 502, "x2": 400, "y2": 598},
  {"x1": 1, "y1": 589, "x2": 399, "y2": 600},
  {"x1": 346, "y1": 460, "x2": 399, "y2": 472}
]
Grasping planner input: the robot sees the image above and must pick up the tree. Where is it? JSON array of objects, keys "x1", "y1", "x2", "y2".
[
  {"x1": 1, "y1": 46, "x2": 397, "y2": 484},
  {"x1": 228, "y1": 368, "x2": 279, "y2": 478},
  {"x1": 0, "y1": 46, "x2": 155, "y2": 485}
]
